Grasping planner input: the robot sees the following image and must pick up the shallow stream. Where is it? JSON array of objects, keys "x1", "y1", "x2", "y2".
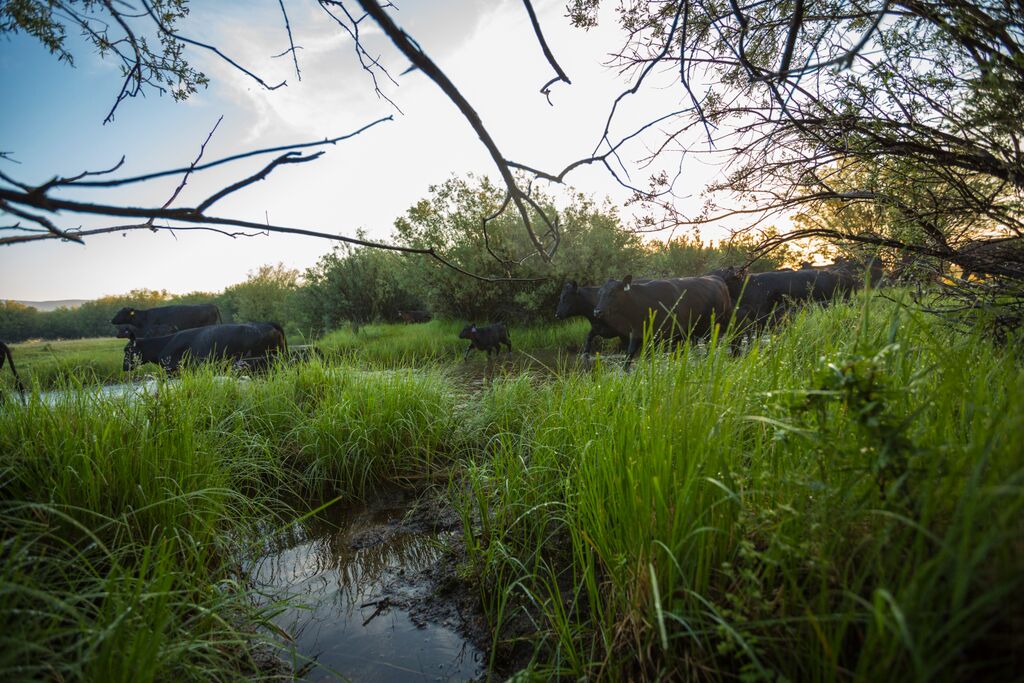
[{"x1": 251, "y1": 497, "x2": 484, "y2": 681}]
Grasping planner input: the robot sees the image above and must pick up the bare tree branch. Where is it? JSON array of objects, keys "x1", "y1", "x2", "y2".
[
  {"x1": 354, "y1": 0, "x2": 559, "y2": 261},
  {"x1": 276, "y1": 0, "x2": 302, "y2": 81},
  {"x1": 520, "y1": 0, "x2": 571, "y2": 104},
  {"x1": 39, "y1": 117, "x2": 392, "y2": 190},
  {"x1": 139, "y1": 0, "x2": 287, "y2": 92},
  {"x1": 195, "y1": 151, "x2": 323, "y2": 212},
  {"x1": 152, "y1": 115, "x2": 224, "y2": 222}
]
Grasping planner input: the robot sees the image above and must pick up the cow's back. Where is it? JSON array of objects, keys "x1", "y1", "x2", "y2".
[
  {"x1": 622, "y1": 278, "x2": 728, "y2": 337},
  {"x1": 145, "y1": 304, "x2": 221, "y2": 330}
]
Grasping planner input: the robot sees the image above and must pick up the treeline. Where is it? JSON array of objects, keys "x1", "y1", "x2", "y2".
[{"x1": 1, "y1": 176, "x2": 791, "y2": 342}]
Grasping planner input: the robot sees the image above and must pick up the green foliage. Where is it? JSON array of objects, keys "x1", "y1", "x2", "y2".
[
  {"x1": 785, "y1": 343, "x2": 923, "y2": 503},
  {"x1": 391, "y1": 176, "x2": 789, "y2": 325},
  {"x1": 457, "y1": 295, "x2": 1024, "y2": 681},
  {"x1": 296, "y1": 240, "x2": 423, "y2": 336},
  {"x1": 643, "y1": 232, "x2": 790, "y2": 277},
  {"x1": 220, "y1": 263, "x2": 300, "y2": 328},
  {"x1": 0, "y1": 290, "x2": 175, "y2": 342},
  {"x1": 2, "y1": 175, "x2": 844, "y2": 344}
]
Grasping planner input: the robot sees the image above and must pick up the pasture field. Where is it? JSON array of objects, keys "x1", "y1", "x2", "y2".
[
  {"x1": 1, "y1": 295, "x2": 1022, "y2": 681},
  {"x1": 1, "y1": 337, "x2": 126, "y2": 390}
]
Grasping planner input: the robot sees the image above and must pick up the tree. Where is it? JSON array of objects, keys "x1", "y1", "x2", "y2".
[
  {"x1": 4, "y1": 0, "x2": 1023, "y2": 309},
  {"x1": 569, "y1": 2, "x2": 1023, "y2": 275},
  {"x1": 221, "y1": 263, "x2": 300, "y2": 327},
  {"x1": 0, "y1": 301, "x2": 39, "y2": 342},
  {"x1": 296, "y1": 240, "x2": 423, "y2": 335},
  {"x1": 393, "y1": 175, "x2": 644, "y2": 322}
]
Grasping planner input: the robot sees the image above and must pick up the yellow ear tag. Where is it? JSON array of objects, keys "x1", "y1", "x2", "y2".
[{"x1": 624, "y1": 284, "x2": 631, "y2": 292}]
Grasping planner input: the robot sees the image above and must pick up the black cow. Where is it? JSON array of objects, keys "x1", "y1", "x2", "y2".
[
  {"x1": 707, "y1": 266, "x2": 855, "y2": 335},
  {"x1": 1, "y1": 341, "x2": 27, "y2": 404},
  {"x1": 115, "y1": 323, "x2": 179, "y2": 339},
  {"x1": 800, "y1": 257, "x2": 884, "y2": 288},
  {"x1": 458, "y1": 323, "x2": 512, "y2": 360},
  {"x1": 398, "y1": 310, "x2": 432, "y2": 324},
  {"x1": 830, "y1": 256, "x2": 885, "y2": 288},
  {"x1": 593, "y1": 275, "x2": 731, "y2": 364},
  {"x1": 958, "y1": 238, "x2": 1024, "y2": 280},
  {"x1": 555, "y1": 280, "x2": 632, "y2": 354},
  {"x1": 111, "y1": 304, "x2": 221, "y2": 338},
  {"x1": 123, "y1": 322, "x2": 287, "y2": 373}
]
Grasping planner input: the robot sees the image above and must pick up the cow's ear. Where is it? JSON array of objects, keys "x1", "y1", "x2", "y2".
[
  {"x1": 471, "y1": 324, "x2": 477, "y2": 332},
  {"x1": 623, "y1": 274, "x2": 633, "y2": 291}
]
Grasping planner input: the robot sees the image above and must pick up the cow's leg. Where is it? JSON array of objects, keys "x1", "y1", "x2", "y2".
[
  {"x1": 581, "y1": 329, "x2": 599, "y2": 355},
  {"x1": 624, "y1": 332, "x2": 641, "y2": 368},
  {"x1": 504, "y1": 337, "x2": 512, "y2": 358},
  {"x1": 463, "y1": 344, "x2": 473, "y2": 361}
]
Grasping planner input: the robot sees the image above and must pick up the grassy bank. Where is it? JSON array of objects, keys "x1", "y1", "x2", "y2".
[
  {"x1": 0, "y1": 362, "x2": 490, "y2": 681},
  {"x1": 1, "y1": 296, "x2": 1021, "y2": 680},
  {"x1": 458, "y1": 296, "x2": 1024, "y2": 680}
]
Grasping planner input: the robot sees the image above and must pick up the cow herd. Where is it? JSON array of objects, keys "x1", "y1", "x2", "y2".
[
  {"x1": 111, "y1": 305, "x2": 287, "y2": 372},
  {"x1": 0, "y1": 257, "x2": 883, "y2": 399},
  {"x1": 546, "y1": 258, "x2": 883, "y2": 365}
]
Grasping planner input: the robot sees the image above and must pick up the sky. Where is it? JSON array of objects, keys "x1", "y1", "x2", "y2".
[{"x1": 0, "y1": 0, "x2": 737, "y2": 302}]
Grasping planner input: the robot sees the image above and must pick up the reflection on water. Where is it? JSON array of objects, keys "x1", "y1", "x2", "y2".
[
  {"x1": 36, "y1": 378, "x2": 166, "y2": 405},
  {"x1": 35, "y1": 375, "x2": 249, "y2": 406},
  {"x1": 252, "y1": 501, "x2": 483, "y2": 682}
]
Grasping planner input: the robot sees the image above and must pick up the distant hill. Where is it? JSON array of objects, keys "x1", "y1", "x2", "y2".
[{"x1": 10, "y1": 299, "x2": 89, "y2": 312}]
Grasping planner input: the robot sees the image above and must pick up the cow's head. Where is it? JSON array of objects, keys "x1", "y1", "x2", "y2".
[
  {"x1": 706, "y1": 266, "x2": 745, "y2": 299},
  {"x1": 115, "y1": 324, "x2": 136, "y2": 339},
  {"x1": 555, "y1": 280, "x2": 580, "y2": 319},
  {"x1": 122, "y1": 333, "x2": 143, "y2": 372},
  {"x1": 458, "y1": 324, "x2": 477, "y2": 341},
  {"x1": 593, "y1": 275, "x2": 633, "y2": 319},
  {"x1": 111, "y1": 307, "x2": 137, "y2": 325}
]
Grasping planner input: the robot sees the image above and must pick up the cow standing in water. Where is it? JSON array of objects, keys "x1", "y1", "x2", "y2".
[
  {"x1": 593, "y1": 275, "x2": 731, "y2": 366},
  {"x1": 123, "y1": 322, "x2": 287, "y2": 373},
  {"x1": 1, "y1": 341, "x2": 27, "y2": 404},
  {"x1": 459, "y1": 323, "x2": 512, "y2": 360},
  {"x1": 556, "y1": 280, "x2": 633, "y2": 355},
  {"x1": 111, "y1": 303, "x2": 221, "y2": 339}
]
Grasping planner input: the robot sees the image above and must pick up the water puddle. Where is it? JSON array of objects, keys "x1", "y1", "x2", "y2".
[
  {"x1": 251, "y1": 497, "x2": 484, "y2": 681},
  {"x1": 36, "y1": 378, "x2": 166, "y2": 405}
]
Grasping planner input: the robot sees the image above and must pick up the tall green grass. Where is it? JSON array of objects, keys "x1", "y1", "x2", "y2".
[
  {"x1": 318, "y1": 319, "x2": 590, "y2": 364},
  {"x1": 457, "y1": 296, "x2": 1024, "y2": 680},
  {"x1": 2, "y1": 298, "x2": 1021, "y2": 681},
  {"x1": 0, "y1": 360, "x2": 480, "y2": 681}
]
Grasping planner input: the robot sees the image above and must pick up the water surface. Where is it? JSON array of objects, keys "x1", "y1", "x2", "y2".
[{"x1": 252, "y1": 500, "x2": 483, "y2": 681}]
